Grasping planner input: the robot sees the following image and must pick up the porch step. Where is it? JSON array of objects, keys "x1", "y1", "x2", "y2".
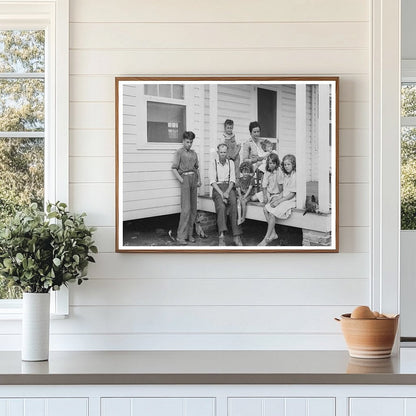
[{"x1": 197, "y1": 195, "x2": 331, "y2": 233}]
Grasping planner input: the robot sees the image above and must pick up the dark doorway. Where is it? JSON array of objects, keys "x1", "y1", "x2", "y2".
[{"x1": 258, "y1": 88, "x2": 277, "y2": 137}]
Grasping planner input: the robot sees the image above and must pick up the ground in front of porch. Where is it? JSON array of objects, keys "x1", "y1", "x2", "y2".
[{"x1": 123, "y1": 213, "x2": 303, "y2": 247}]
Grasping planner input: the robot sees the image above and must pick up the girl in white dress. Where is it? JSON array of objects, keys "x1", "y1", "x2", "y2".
[{"x1": 258, "y1": 154, "x2": 297, "y2": 246}]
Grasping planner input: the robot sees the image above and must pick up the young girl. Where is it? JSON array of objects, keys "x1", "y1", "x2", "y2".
[
  {"x1": 252, "y1": 152, "x2": 283, "y2": 204},
  {"x1": 236, "y1": 161, "x2": 255, "y2": 225},
  {"x1": 257, "y1": 139, "x2": 277, "y2": 175},
  {"x1": 258, "y1": 154, "x2": 297, "y2": 246}
]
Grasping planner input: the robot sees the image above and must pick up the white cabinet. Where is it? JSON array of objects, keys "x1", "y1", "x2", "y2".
[
  {"x1": 228, "y1": 397, "x2": 335, "y2": 416},
  {"x1": 101, "y1": 398, "x2": 215, "y2": 416},
  {"x1": 5, "y1": 385, "x2": 416, "y2": 416},
  {"x1": 349, "y1": 398, "x2": 416, "y2": 416},
  {"x1": 0, "y1": 398, "x2": 88, "y2": 416}
]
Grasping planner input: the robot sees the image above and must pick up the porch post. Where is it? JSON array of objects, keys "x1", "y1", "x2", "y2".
[
  {"x1": 295, "y1": 84, "x2": 307, "y2": 210},
  {"x1": 209, "y1": 84, "x2": 218, "y2": 148},
  {"x1": 197, "y1": 86, "x2": 206, "y2": 194},
  {"x1": 318, "y1": 84, "x2": 330, "y2": 213},
  {"x1": 208, "y1": 85, "x2": 218, "y2": 194}
]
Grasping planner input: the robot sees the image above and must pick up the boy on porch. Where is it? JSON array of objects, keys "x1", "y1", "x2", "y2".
[{"x1": 172, "y1": 131, "x2": 201, "y2": 245}]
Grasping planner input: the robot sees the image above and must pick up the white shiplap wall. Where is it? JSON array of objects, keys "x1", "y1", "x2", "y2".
[{"x1": 58, "y1": 0, "x2": 371, "y2": 350}]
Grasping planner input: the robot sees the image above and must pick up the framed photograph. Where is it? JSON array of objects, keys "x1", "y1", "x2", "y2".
[{"x1": 115, "y1": 77, "x2": 338, "y2": 253}]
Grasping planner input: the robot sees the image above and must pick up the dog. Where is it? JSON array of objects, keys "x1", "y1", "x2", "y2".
[
  {"x1": 168, "y1": 213, "x2": 208, "y2": 242},
  {"x1": 194, "y1": 213, "x2": 208, "y2": 238},
  {"x1": 303, "y1": 195, "x2": 319, "y2": 215}
]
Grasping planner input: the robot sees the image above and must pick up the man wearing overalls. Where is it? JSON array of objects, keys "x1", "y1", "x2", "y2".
[{"x1": 210, "y1": 143, "x2": 243, "y2": 246}]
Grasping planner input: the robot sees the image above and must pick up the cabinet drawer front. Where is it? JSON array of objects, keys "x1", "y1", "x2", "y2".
[
  {"x1": 228, "y1": 397, "x2": 335, "y2": 416},
  {"x1": 0, "y1": 398, "x2": 88, "y2": 416},
  {"x1": 349, "y1": 398, "x2": 416, "y2": 416},
  {"x1": 101, "y1": 397, "x2": 215, "y2": 416}
]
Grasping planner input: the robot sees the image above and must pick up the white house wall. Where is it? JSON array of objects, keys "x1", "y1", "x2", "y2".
[
  {"x1": 122, "y1": 84, "x2": 206, "y2": 221},
  {"x1": 277, "y1": 85, "x2": 297, "y2": 159},
  {"x1": 0, "y1": 0, "x2": 371, "y2": 350}
]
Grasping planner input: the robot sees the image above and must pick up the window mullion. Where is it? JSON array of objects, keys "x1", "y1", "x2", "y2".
[
  {"x1": 0, "y1": 72, "x2": 44, "y2": 79},
  {"x1": 0, "y1": 132, "x2": 45, "y2": 138}
]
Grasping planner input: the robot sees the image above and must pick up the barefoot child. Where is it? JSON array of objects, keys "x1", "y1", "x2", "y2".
[
  {"x1": 236, "y1": 161, "x2": 255, "y2": 225},
  {"x1": 258, "y1": 154, "x2": 297, "y2": 246},
  {"x1": 252, "y1": 153, "x2": 283, "y2": 204},
  {"x1": 222, "y1": 119, "x2": 241, "y2": 177},
  {"x1": 172, "y1": 131, "x2": 201, "y2": 245}
]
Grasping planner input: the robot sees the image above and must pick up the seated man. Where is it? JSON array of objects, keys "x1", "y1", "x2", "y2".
[{"x1": 210, "y1": 143, "x2": 243, "y2": 246}]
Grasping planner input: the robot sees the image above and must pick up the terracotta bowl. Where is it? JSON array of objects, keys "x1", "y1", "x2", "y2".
[{"x1": 337, "y1": 313, "x2": 399, "y2": 359}]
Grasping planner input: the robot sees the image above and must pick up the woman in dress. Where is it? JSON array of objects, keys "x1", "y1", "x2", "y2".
[{"x1": 242, "y1": 121, "x2": 268, "y2": 192}]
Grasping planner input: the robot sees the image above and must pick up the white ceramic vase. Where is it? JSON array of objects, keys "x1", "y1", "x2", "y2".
[{"x1": 22, "y1": 292, "x2": 50, "y2": 361}]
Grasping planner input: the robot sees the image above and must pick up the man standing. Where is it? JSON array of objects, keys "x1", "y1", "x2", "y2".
[
  {"x1": 172, "y1": 131, "x2": 201, "y2": 245},
  {"x1": 210, "y1": 143, "x2": 243, "y2": 246}
]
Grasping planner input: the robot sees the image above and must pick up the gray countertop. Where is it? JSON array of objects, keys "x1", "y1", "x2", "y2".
[{"x1": 2, "y1": 349, "x2": 416, "y2": 385}]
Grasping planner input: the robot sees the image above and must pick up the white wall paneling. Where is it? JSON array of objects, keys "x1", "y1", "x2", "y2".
[
  {"x1": 70, "y1": 49, "x2": 368, "y2": 76},
  {"x1": 70, "y1": 22, "x2": 368, "y2": 50},
  {"x1": 44, "y1": 0, "x2": 394, "y2": 350},
  {"x1": 69, "y1": 0, "x2": 369, "y2": 23}
]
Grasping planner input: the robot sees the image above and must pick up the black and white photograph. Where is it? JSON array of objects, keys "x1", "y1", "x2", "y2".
[{"x1": 116, "y1": 77, "x2": 338, "y2": 252}]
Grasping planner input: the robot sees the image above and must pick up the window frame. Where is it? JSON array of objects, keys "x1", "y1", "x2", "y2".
[
  {"x1": 0, "y1": 0, "x2": 69, "y2": 316},
  {"x1": 135, "y1": 83, "x2": 191, "y2": 149},
  {"x1": 400, "y1": 61, "x2": 416, "y2": 235}
]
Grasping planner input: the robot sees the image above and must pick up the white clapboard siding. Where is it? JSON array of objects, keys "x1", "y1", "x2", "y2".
[
  {"x1": 124, "y1": 170, "x2": 176, "y2": 183},
  {"x1": 339, "y1": 183, "x2": 369, "y2": 227},
  {"x1": 70, "y1": 129, "x2": 114, "y2": 157},
  {"x1": 339, "y1": 156, "x2": 369, "y2": 183},
  {"x1": 70, "y1": 49, "x2": 368, "y2": 76},
  {"x1": 70, "y1": 22, "x2": 368, "y2": 50},
  {"x1": 0, "y1": 333, "x2": 348, "y2": 351},
  {"x1": 70, "y1": 183, "x2": 114, "y2": 227},
  {"x1": 278, "y1": 85, "x2": 296, "y2": 159},
  {"x1": 215, "y1": 84, "x2": 253, "y2": 182},
  {"x1": 70, "y1": 74, "x2": 370, "y2": 103},
  {"x1": 50, "y1": 305, "x2": 356, "y2": 334},
  {"x1": 70, "y1": 157, "x2": 114, "y2": 183},
  {"x1": 86, "y1": 253, "x2": 369, "y2": 280},
  {"x1": 121, "y1": 84, "x2": 207, "y2": 220},
  {"x1": 124, "y1": 205, "x2": 181, "y2": 222},
  {"x1": 124, "y1": 196, "x2": 181, "y2": 212},
  {"x1": 71, "y1": 278, "x2": 369, "y2": 306},
  {"x1": 62, "y1": 0, "x2": 373, "y2": 351},
  {"x1": 339, "y1": 129, "x2": 369, "y2": 157},
  {"x1": 124, "y1": 179, "x2": 177, "y2": 192},
  {"x1": 69, "y1": 0, "x2": 368, "y2": 23}
]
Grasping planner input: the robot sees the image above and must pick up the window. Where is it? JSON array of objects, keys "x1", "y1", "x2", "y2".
[
  {"x1": 0, "y1": 29, "x2": 46, "y2": 300},
  {"x1": 401, "y1": 81, "x2": 416, "y2": 230},
  {"x1": 0, "y1": 0, "x2": 69, "y2": 314},
  {"x1": 144, "y1": 84, "x2": 187, "y2": 144}
]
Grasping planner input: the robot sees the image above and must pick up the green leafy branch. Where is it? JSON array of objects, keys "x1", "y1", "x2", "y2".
[{"x1": 0, "y1": 202, "x2": 97, "y2": 293}]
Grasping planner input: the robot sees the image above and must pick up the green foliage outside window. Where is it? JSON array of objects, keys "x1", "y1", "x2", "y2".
[
  {"x1": 0, "y1": 30, "x2": 45, "y2": 298},
  {"x1": 401, "y1": 84, "x2": 416, "y2": 230}
]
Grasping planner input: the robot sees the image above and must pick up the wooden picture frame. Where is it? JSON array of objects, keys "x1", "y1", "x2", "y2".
[{"x1": 115, "y1": 77, "x2": 339, "y2": 253}]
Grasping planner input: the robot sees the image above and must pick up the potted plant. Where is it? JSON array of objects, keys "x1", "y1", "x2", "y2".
[{"x1": 0, "y1": 202, "x2": 97, "y2": 361}]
